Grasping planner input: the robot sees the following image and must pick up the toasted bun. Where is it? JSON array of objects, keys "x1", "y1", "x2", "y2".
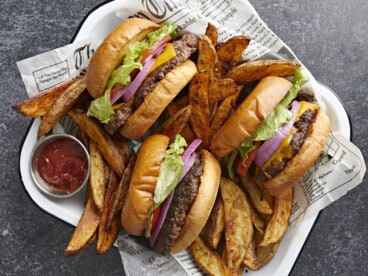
[
  {"x1": 120, "y1": 134, "x2": 170, "y2": 236},
  {"x1": 86, "y1": 18, "x2": 160, "y2": 99},
  {"x1": 258, "y1": 109, "x2": 330, "y2": 195},
  {"x1": 209, "y1": 76, "x2": 293, "y2": 157},
  {"x1": 120, "y1": 59, "x2": 197, "y2": 140},
  {"x1": 171, "y1": 149, "x2": 221, "y2": 253}
]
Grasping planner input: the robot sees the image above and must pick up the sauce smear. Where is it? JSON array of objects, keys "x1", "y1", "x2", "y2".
[{"x1": 37, "y1": 137, "x2": 88, "y2": 193}]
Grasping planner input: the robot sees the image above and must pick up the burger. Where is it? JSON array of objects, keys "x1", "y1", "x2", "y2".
[
  {"x1": 209, "y1": 68, "x2": 330, "y2": 195},
  {"x1": 85, "y1": 18, "x2": 198, "y2": 139},
  {"x1": 121, "y1": 134, "x2": 221, "y2": 253}
]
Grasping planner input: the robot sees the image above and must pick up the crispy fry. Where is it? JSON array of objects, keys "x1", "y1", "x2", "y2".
[
  {"x1": 205, "y1": 197, "x2": 225, "y2": 249},
  {"x1": 111, "y1": 133, "x2": 130, "y2": 166},
  {"x1": 68, "y1": 108, "x2": 126, "y2": 176},
  {"x1": 12, "y1": 77, "x2": 82, "y2": 118},
  {"x1": 65, "y1": 188, "x2": 100, "y2": 255},
  {"x1": 210, "y1": 88, "x2": 240, "y2": 134},
  {"x1": 75, "y1": 127, "x2": 89, "y2": 147},
  {"x1": 216, "y1": 36, "x2": 250, "y2": 77},
  {"x1": 250, "y1": 205, "x2": 266, "y2": 236},
  {"x1": 89, "y1": 139, "x2": 106, "y2": 211},
  {"x1": 205, "y1": 22, "x2": 218, "y2": 47},
  {"x1": 37, "y1": 77, "x2": 87, "y2": 138},
  {"x1": 189, "y1": 71, "x2": 212, "y2": 148},
  {"x1": 260, "y1": 188, "x2": 293, "y2": 247},
  {"x1": 190, "y1": 235, "x2": 234, "y2": 276},
  {"x1": 208, "y1": 78, "x2": 238, "y2": 104},
  {"x1": 257, "y1": 241, "x2": 280, "y2": 267},
  {"x1": 106, "y1": 154, "x2": 136, "y2": 230},
  {"x1": 197, "y1": 35, "x2": 219, "y2": 81},
  {"x1": 158, "y1": 105, "x2": 192, "y2": 141},
  {"x1": 166, "y1": 94, "x2": 189, "y2": 116},
  {"x1": 240, "y1": 175, "x2": 273, "y2": 215},
  {"x1": 96, "y1": 170, "x2": 120, "y2": 253},
  {"x1": 226, "y1": 59, "x2": 300, "y2": 85},
  {"x1": 243, "y1": 240, "x2": 260, "y2": 270},
  {"x1": 220, "y1": 177, "x2": 254, "y2": 272}
]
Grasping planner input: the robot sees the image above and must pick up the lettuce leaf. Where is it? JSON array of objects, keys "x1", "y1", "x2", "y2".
[
  {"x1": 87, "y1": 22, "x2": 176, "y2": 123},
  {"x1": 86, "y1": 89, "x2": 114, "y2": 124},
  {"x1": 151, "y1": 134, "x2": 187, "y2": 212}
]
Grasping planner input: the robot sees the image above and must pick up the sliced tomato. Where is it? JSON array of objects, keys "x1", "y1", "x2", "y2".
[
  {"x1": 235, "y1": 142, "x2": 261, "y2": 177},
  {"x1": 150, "y1": 206, "x2": 161, "y2": 235},
  {"x1": 110, "y1": 84, "x2": 125, "y2": 101}
]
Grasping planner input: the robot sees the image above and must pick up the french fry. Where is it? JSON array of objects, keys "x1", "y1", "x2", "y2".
[
  {"x1": 205, "y1": 197, "x2": 225, "y2": 249},
  {"x1": 208, "y1": 78, "x2": 238, "y2": 104},
  {"x1": 89, "y1": 139, "x2": 106, "y2": 211},
  {"x1": 243, "y1": 240, "x2": 261, "y2": 271},
  {"x1": 250, "y1": 205, "x2": 266, "y2": 236},
  {"x1": 210, "y1": 87, "x2": 241, "y2": 135},
  {"x1": 190, "y1": 235, "x2": 234, "y2": 276},
  {"x1": 216, "y1": 36, "x2": 250, "y2": 77},
  {"x1": 257, "y1": 241, "x2": 280, "y2": 267},
  {"x1": 166, "y1": 94, "x2": 189, "y2": 116},
  {"x1": 197, "y1": 35, "x2": 219, "y2": 81},
  {"x1": 96, "y1": 170, "x2": 120, "y2": 253},
  {"x1": 65, "y1": 188, "x2": 100, "y2": 255},
  {"x1": 111, "y1": 133, "x2": 130, "y2": 166},
  {"x1": 240, "y1": 175, "x2": 273, "y2": 215},
  {"x1": 158, "y1": 105, "x2": 192, "y2": 141},
  {"x1": 68, "y1": 108, "x2": 126, "y2": 177},
  {"x1": 189, "y1": 71, "x2": 212, "y2": 148},
  {"x1": 105, "y1": 154, "x2": 136, "y2": 230},
  {"x1": 37, "y1": 77, "x2": 87, "y2": 138},
  {"x1": 220, "y1": 177, "x2": 254, "y2": 272},
  {"x1": 12, "y1": 77, "x2": 82, "y2": 118},
  {"x1": 205, "y1": 22, "x2": 218, "y2": 47},
  {"x1": 260, "y1": 188, "x2": 293, "y2": 247},
  {"x1": 226, "y1": 59, "x2": 300, "y2": 85}
]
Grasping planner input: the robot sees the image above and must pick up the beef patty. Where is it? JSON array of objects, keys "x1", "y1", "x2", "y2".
[{"x1": 153, "y1": 155, "x2": 202, "y2": 254}]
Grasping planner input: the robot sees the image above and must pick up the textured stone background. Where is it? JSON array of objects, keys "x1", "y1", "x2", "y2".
[{"x1": 1, "y1": 0, "x2": 367, "y2": 275}]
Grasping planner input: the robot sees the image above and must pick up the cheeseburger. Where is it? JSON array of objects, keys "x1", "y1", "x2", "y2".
[
  {"x1": 209, "y1": 68, "x2": 330, "y2": 195},
  {"x1": 86, "y1": 18, "x2": 198, "y2": 139},
  {"x1": 121, "y1": 134, "x2": 221, "y2": 253}
]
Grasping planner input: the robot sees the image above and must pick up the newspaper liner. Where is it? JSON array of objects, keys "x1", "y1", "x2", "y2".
[{"x1": 16, "y1": 0, "x2": 365, "y2": 275}]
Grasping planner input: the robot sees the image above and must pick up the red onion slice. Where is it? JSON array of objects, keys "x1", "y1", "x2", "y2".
[
  {"x1": 110, "y1": 43, "x2": 167, "y2": 104},
  {"x1": 254, "y1": 101, "x2": 300, "y2": 167}
]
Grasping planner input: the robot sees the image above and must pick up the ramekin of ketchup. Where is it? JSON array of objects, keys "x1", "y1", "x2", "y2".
[{"x1": 30, "y1": 134, "x2": 90, "y2": 198}]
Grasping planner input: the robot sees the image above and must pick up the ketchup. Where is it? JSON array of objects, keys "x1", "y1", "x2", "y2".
[{"x1": 36, "y1": 137, "x2": 88, "y2": 193}]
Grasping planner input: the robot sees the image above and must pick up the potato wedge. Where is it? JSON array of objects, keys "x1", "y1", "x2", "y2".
[
  {"x1": 220, "y1": 177, "x2": 254, "y2": 272},
  {"x1": 105, "y1": 154, "x2": 136, "y2": 230},
  {"x1": 158, "y1": 105, "x2": 192, "y2": 141},
  {"x1": 68, "y1": 108, "x2": 126, "y2": 176},
  {"x1": 226, "y1": 59, "x2": 300, "y2": 85},
  {"x1": 243, "y1": 240, "x2": 260, "y2": 270},
  {"x1": 189, "y1": 71, "x2": 212, "y2": 148},
  {"x1": 260, "y1": 188, "x2": 293, "y2": 246},
  {"x1": 205, "y1": 22, "x2": 218, "y2": 47},
  {"x1": 208, "y1": 78, "x2": 238, "y2": 104},
  {"x1": 190, "y1": 235, "x2": 234, "y2": 276},
  {"x1": 65, "y1": 189, "x2": 100, "y2": 255},
  {"x1": 205, "y1": 197, "x2": 225, "y2": 250},
  {"x1": 96, "y1": 170, "x2": 120, "y2": 253},
  {"x1": 37, "y1": 77, "x2": 87, "y2": 138},
  {"x1": 12, "y1": 77, "x2": 82, "y2": 118},
  {"x1": 216, "y1": 36, "x2": 250, "y2": 77},
  {"x1": 197, "y1": 35, "x2": 219, "y2": 81},
  {"x1": 210, "y1": 88, "x2": 241, "y2": 134},
  {"x1": 257, "y1": 241, "x2": 280, "y2": 267},
  {"x1": 240, "y1": 175, "x2": 273, "y2": 215},
  {"x1": 89, "y1": 139, "x2": 106, "y2": 211},
  {"x1": 111, "y1": 133, "x2": 130, "y2": 166}
]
